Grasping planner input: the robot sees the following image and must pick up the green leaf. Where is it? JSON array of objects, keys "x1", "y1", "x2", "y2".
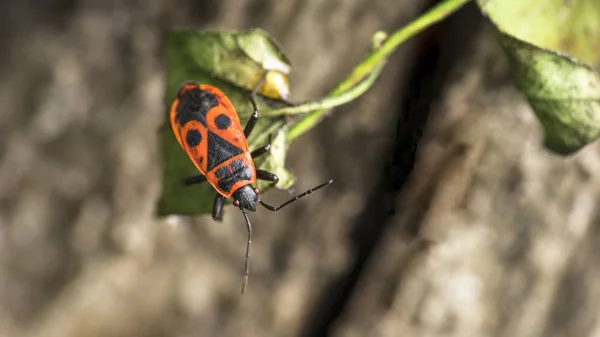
[
  {"x1": 158, "y1": 30, "x2": 294, "y2": 216},
  {"x1": 499, "y1": 34, "x2": 600, "y2": 154},
  {"x1": 252, "y1": 124, "x2": 295, "y2": 192},
  {"x1": 164, "y1": 28, "x2": 291, "y2": 101},
  {"x1": 476, "y1": 0, "x2": 600, "y2": 154}
]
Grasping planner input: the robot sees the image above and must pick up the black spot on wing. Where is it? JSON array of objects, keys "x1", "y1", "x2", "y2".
[
  {"x1": 207, "y1": 131, "x2": 243, "y2": 171},
  {"x1": 214, "y1": 113, "x2": 232, "y2": 130},
  {"x1": 185, "y1": 129, "x2": 202, "y2": 147},
  {"x1": 217, "y1": 165, "x2": 254, "y2": 193},
  {"x1": 175, "y1": 87, "x2": 217, "y2": 127}
]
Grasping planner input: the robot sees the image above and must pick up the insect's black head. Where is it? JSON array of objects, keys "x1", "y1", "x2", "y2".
[{"x1": 232, "y1": 185, "x2": 260, "y2": 212}]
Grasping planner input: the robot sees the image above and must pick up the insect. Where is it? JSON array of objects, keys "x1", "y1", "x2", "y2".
[{"x1": 169, "y1": 74, "x2": 333, "y2": 293}]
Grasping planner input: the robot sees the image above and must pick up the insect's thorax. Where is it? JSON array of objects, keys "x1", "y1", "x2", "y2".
[{"x1": 206, "y1": 152, "x2": 256, "y2": 198}]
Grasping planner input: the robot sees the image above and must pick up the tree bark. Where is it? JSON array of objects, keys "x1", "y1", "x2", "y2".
[{"x1": 2, "y1": 1, "x2": 598, "y2": 337}]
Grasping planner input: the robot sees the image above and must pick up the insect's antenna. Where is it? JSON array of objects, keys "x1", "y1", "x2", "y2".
[
  {"x1": 240, "y1": 209, "x2": 253, "y2": 294},
  {"x1": 259, "y1": 180, "x2": 333, "y2": 212}
]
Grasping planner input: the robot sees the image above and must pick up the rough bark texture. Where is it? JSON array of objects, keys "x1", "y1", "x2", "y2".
[
  {"x1": 2, "y1": 1, "x2": 599, "y2": 337},
  {"x1": 332, "y1": 18, "x2": 600, "y2": 337}
]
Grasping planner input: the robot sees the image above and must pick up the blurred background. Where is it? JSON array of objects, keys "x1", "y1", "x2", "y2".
[{"x1": 2, "y1": 1, "x2": 600, "y2": 337}]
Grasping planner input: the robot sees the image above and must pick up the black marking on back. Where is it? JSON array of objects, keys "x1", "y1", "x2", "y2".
[
  {"x1": 176, "y1": 87, "x2": 217, "y2": 127},
  {"x1": 214, "y1": 113, "x2": 232, "y2": 130},
  {"x1": 214, "y1": 166, "x2": 231, "y2": 180},
  {"x1": 230, "y1": 158, "x2": 244, "y2": 172},
  {"x1": 216, "y1": 160, "x2": 254, "y2": 193},
  {"x1": 207, "y1": 131, "x2": 243, "y2": 171},
  {"x1": 185, "y1": 129, "x2": 202, "y2": 147}
]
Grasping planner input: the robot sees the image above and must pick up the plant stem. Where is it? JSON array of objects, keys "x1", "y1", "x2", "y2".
[
  {"x1": 287, "y1": 0, "x2": 472, "y2": 141},
  {"x1": 261, "y1": 61, "x2": 385, "y2": 117}
]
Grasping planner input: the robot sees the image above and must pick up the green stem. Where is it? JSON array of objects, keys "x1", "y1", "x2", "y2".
[
  {"x1": 287, "y1": 0, "x2": 472, "y2": 141},
  {"x1": 261, "y1": 60, "x2": 385, "y2": 117}
]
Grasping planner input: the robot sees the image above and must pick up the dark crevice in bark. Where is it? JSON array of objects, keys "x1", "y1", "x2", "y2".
[{"x1": 301, "y1": 3, "x2": 483, "y2": 337}]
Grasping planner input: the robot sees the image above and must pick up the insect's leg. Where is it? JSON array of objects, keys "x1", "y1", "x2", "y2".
[
  {"x1": 250, "y1": 144, "x2": 270, "y2": 158},
  {"x1": 243, "y1": 71, "x2": 269, "y2": 138},
  {"x1": 240, "y1": 209, "x2": 253, "y2": 294},
  {"x1": 256, "y1": 169, "x2": 279, "y2": 185},
  {"x1": 250, "y1": 134, "x2": 273, "y2": 158},
  {"x1": 212, "y1": 194, "x2": 226, "y2": 221},
  {"x1": 184, "y1": 174, "x2": 207, "y2": 185},
  {"x1": 243, "y1": 104, "x2": 259, "y2": 138}
]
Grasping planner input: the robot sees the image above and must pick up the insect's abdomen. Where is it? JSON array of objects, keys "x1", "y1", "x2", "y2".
[{"x1": 206, "y1": 152, "x2": 256, "y2": 198}]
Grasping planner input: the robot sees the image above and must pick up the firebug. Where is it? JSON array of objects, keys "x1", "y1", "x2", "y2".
[{"x1": 169, "y1": 73, "x2": 332, "y2": 293}]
